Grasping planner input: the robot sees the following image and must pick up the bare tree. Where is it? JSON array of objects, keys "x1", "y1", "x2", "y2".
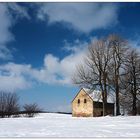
[
  {"x1": 121, "y1": 48, "x2": 140, "y2": 115},
  {"x1": 137, "y1": 100, "x2": 140, "y2": 115},
  {"x1": 73, "y1": 38, "x2": 112, "y2": 116},
  {"x1": 73, "y1": 34, "x2": 140, "y2": 116},
  {"x1": 5, "y1": 93, "x2": 20, "y2": 117},
  {"x1": 0, "y1": 92, "x2": 7, "y2": 118},
  {"x1": 108, "y1": 34, "x2": 128, "y2": 115},
  {"x1": 0, "y1": 92, "x2": 20, "y2": 118},
  {"x1": 23, "y1": 103, "x2": 41, "y2": 117}
]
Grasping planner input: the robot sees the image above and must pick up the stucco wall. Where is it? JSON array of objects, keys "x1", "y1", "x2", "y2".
[{"x1": 72, "y1": 89, "x2": 93, "y2": 117}]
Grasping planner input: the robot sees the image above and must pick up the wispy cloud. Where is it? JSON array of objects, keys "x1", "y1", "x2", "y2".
[
  {"x1": 37, "y1": 3, "x2": 119, "y2": 33},
  {"x1": 0, "y1": 4, "x2": 14, "y2": 60},
  {"x1": 0, "y1": 39, "x2": 89, "y2": 91},
  {"x1": 0, "y1": 3, "x2": 30, "y2": 60},
  {"x1": 38, "y1": 39, "x2": 88, "y2": 85},
  {"x1": 0, "y1": 3, "x2": 121, "y2": 91},
  {"x1": 7, "y1": 3, "x2": 30, "y2": 20},
  {"x1": 0, "y1": 63, "x2": 32, "y2": 92}
]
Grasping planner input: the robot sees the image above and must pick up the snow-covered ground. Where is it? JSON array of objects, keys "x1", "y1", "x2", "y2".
[{"x1": 0, "y1": 113, "x2": 140, "y2": 137}]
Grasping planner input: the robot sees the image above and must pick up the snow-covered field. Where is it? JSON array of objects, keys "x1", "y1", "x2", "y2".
[{"x1": 0, "y1": 113, "x2": 140, "y2": 138}]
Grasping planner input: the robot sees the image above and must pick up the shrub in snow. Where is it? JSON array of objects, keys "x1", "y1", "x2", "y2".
[
  {"x1": 23, "y1": 103, "x2": 41, "y2": 117},
  {"x1": 0, "y1": 92, "x2": 20, "y2": 118}
]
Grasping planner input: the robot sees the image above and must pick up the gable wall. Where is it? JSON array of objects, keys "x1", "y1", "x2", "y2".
[{"x1": 72, "y1": 89, "x2": 93, "y2": 117}]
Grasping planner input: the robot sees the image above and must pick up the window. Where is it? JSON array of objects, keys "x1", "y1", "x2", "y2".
[
  {"x1": 84, "y1": 99, "x2": 87, "y2": 103},
  {"x1": 78, "y1": 99, "x2": 80, "y2": 104}
]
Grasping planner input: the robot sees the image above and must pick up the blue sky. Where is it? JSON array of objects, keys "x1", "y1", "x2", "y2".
[{"x1": 0, "y1": 2, "x2": 140, "y2": 112}]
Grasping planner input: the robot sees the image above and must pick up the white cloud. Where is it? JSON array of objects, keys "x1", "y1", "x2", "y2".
[
  {"x1": 0, "y1": 3, "x2": 30, "y2": 60},
  {"x1": 0, "y1": 4, "x2": 13, "y2": 43},
  {"x1": 37, "y1": 3, "x2": 119, "y2": 33},
  {"x1": 25, "y1": 39, "x2": 88, "y2": 85},
  {"x1": 7, "y1": 3, "x2": 30, "y2": 20},
  {"x1": 2, "y1": 36, "x2": 140, "y2": 92},
  {"x1": 0, "y1": 63, "x2": 32, "y2": 92},
  {"x1": 0, "y1": 45, "x2": 13, "y2": 60},
  {"x1": 40, "y1": 39, "x2": 88, "y2": 85},
  {"x1": 0, "y1": 39, "x2": 89, "y2": 91},
  {"x1": 129, "y1": 36, "x2": 140, "y2": 50},
  {"x1": 0, "y1": 4, "x2": 14, "y2": 60},
  {"x1": 0, "y1": 75, "x2": 31, "y2": 92}
]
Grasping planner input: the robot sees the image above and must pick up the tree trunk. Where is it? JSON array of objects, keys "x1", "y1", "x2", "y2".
[
  {"x1": 115, "y1": 74, "x2": 121, "y2": 115},
  {"x1": 102, "y1": 92, "x2": 107, "y2": 116},
  {"x1": 132, "y1": 67, "x2": 137, "y2": 115},
  {"x1": 102, "y1": 72, "x2": 108, "y2": 116},
  {"x1": 132, "y1": 92, "x2": 137, "y2": 115}
]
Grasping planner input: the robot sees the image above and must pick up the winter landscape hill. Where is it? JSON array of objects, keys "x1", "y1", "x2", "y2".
[{"x1": 0, "y1": 113, "x2": 140, "y2": 137}]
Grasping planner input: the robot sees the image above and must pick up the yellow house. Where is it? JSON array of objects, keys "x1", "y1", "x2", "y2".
[{"x1": 72, "y1": 88, "x2": 114, "y2": 117}]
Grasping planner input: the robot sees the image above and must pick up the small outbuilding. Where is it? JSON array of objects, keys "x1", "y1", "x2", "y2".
[{"x1": 72, "y1": 88, "x2": 115, "y2": 117}]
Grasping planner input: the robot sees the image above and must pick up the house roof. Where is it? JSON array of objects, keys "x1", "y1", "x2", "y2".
[{"x1": 83, "y1": 88, "x2": 115, "y2": 104}]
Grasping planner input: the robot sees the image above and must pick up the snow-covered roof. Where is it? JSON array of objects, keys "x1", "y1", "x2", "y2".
[{"x1": 83, "y1": 88, "x2": 115, "y2": 103}]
